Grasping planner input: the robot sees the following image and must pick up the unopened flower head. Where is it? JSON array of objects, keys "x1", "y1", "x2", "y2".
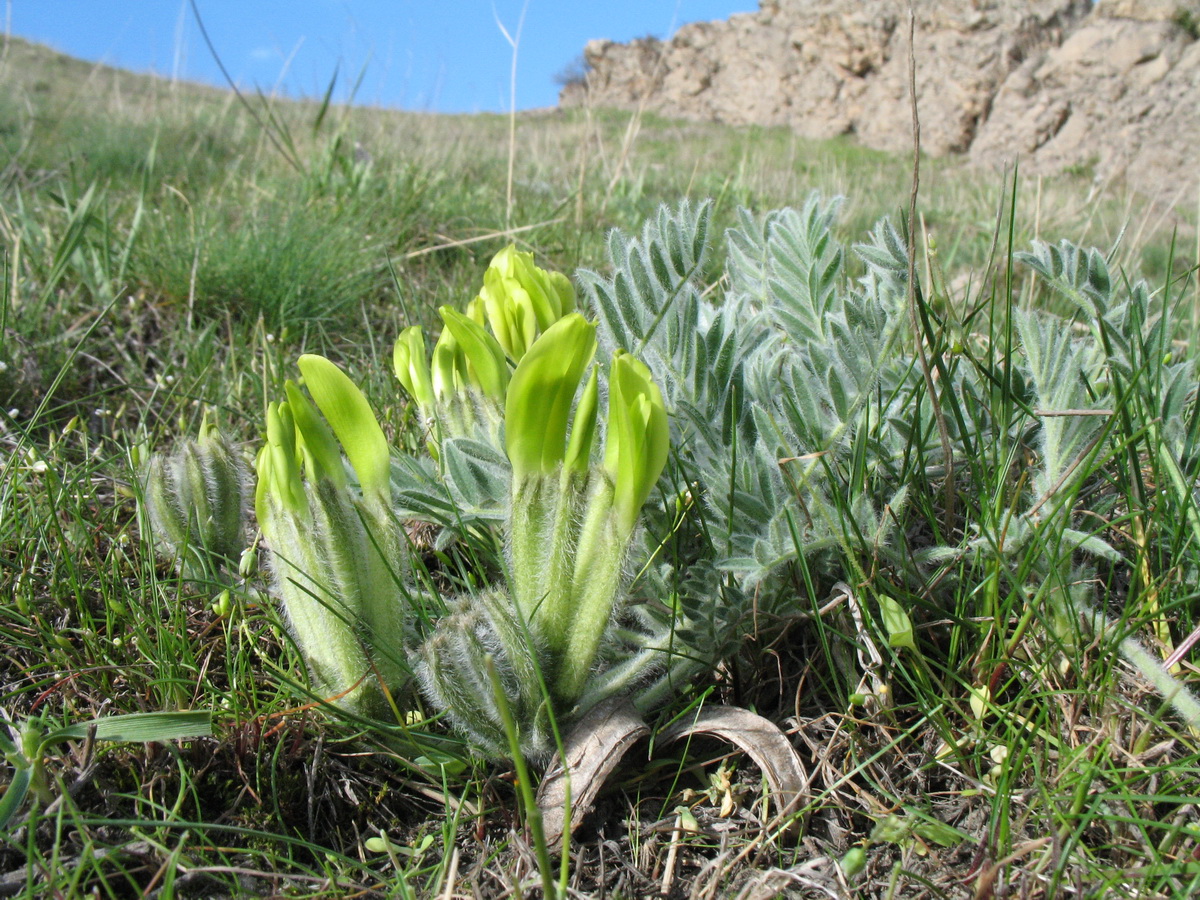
[{"x1": 474, "y1": 245, "x2": 575, "y2": 362}]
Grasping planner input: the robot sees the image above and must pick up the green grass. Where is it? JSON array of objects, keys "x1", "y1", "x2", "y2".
[{"x1": 3, "y1": 32, "x2": 1200, "y2": 898}]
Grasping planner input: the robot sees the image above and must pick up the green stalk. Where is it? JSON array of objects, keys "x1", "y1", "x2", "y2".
[
  {"x1": 507, "y1": 472, "x2": 557, "y2": 623},
  {"x1": 355, "y1": 498, "x2": 412, "y2": 693},
  {"x1": 262, "y1": 495, "x2": 371, "y2": 704},
  {"x1": 559, "y1": 475, "x2": 627, "y2": 704},
  {"x1": 535, "y1": 467, "x2": 591, "y2": 678},
  {"x1": 201, "y1": 437, "x2": 248, "y2": 562},
  {"x1": 475, "y1": 588, "x2": 542, "y2": 712}
]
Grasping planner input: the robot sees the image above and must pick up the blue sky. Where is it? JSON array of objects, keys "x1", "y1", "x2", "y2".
[{"x1": 6, "y1": 1, "x2": 755, "y2": 113}]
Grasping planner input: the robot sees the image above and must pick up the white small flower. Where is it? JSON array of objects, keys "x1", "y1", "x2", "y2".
[
  {"x1": 0, "y1": 360, "x2": 8, "y2": 373},
  {"x1": 30, "y1": 460, "x2": 47, "y2": 474},
  {"x1": 7, "y1": 408, "x2": 17, "y2": 417}
]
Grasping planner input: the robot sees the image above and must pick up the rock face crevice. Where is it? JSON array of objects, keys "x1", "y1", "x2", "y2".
[{"x1": 560, "y1": 0, "x2": 1200, "y2": 195}]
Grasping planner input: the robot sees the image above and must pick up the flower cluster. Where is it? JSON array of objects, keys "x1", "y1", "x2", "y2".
[
  {"x1": 393, "y1": 245, "x2": 576, "y2": 456},
  {"x1": 254, "y1": 355, "x2": 409, "y2": 713}
]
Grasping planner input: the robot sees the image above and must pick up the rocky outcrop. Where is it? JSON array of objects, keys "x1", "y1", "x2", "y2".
[
  {"x1": 971, "y1": 2, "x2": 1200, "y2": 195},
  {"x1": 560, "y1": 0, "x2": 1200, "y2": 195}
]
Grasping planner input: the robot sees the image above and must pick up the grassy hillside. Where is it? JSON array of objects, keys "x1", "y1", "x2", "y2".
[{"x1": 2, "y1": 33, "x2": 1200, "y2": 898}]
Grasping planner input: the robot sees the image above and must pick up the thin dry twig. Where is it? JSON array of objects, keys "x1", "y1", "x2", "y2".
[
  {"x1": 494, "y1": 0, "x2": 531, "y2": 229},
  {"x1": 659, "y1": 812, "x2": 683, "y2": 896},
  {"x1": 401, "y1": 219, "x2": 565, "y2": 261}
]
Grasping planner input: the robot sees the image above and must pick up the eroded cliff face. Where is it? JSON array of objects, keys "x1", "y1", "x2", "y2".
[
  {"x1": 971, "y1": 1, "x2": 1200, "y2": 195},
  {"x1": 560, "y1": 0, "x2": 1200, "y2": 195}
]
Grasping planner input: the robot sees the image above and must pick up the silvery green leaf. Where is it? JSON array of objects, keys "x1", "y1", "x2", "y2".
[
  {"x1": 582, "y1": 199, "x2": 712, "y2": 366},
  {"x1": 389, "y1": 454, "x2": 461, "y2": 520},
  {"x1": 1060, "y1": 529, "x2": 1122, "y2": 563},
  {"x1": 442, "y1": 437, "x2": 511, "y2": 510},
  {"x1": 1017, "y1": 239, "x2": 1114, "y2": 318},
  {"x1": 1160, "y1": 363, "x2": 1195, "y2": 446},
  {"x1": 915, "y1": 545, "x2": 965, "y2": 566},
  {"x1": 716, "y1": 555, "x2": 770, "y2": 578},
  {"x1": 758, "y1": 195, "x2": 845, "y2": 348},
  {"x1": 726, "y1": 207, "x2": 772, "y2": 304},
  {"x1": 1014, "y1": 310, "x2": 1105, "y2": 497}
]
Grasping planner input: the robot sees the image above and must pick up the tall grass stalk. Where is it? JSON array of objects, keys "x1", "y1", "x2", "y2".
[{"x1": 495, "y1": 0, "x2": 530, "y2": 229}]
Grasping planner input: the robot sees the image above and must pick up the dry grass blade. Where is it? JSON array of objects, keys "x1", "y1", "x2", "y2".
[
  {"x1": 400, "y1": 219, "x2": 565, "y2": 260},
  {"x1": 660, "y1": 706, "x2": 809, "y2": 827},
  {"x1": 536, "y1": 698, "x2": 649, "y2": 848}
]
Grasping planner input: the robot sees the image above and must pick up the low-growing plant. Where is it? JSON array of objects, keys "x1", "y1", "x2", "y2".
[
  {"x1": 12, "y1": 37, "x2": 1200, "y2": 891},
  {"x1": 134, "y1": 413, "x2": 249, "y2": 582},
  {"x1": 253, "y1": 356, "x2": 415, "y2": 714},
  {"x1": 416, "y1": 314, "x2": 668, "y2": 758},
  {"x1": 135, "y1": 191, "x2": 385, "y2": 330},
  {"x1": 591, "y1": 199, "x2": 1200, "y2": 738},
  {"x1": 138, "y1": 246, "x2": 672, "y2": 756},
  {"x1": 138, "y1": 198, "x2": 1200, "y2": 868}
]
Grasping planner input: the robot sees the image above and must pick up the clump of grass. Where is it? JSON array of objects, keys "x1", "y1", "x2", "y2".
[{"x1": 134, "y1": 191, "x2": 385, "y2": 331}]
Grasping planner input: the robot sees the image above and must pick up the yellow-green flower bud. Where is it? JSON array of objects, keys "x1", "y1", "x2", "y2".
[
  {"x1": 238, "y1": 546, "x2": 258, "y2": 579},
  {"x1": 474, "y1": 245, "x2": 575, "y2": 362},
  {"x1": 438, "y1": 306, "x2": 509, "y2": 403},
  {"x1": 394, "y1": 327, "x2": 435, "y2": 411},
  {"x1": 284, "y1": 381, "x2": 346, "y2": 489},
  {"x1": 508, "y1": 246, "x2": 575, "y2": 329},
  {"x1": 297, "y1": 354, "x2": 391, "y2": 505},
  {"x1": 141, "y1": 415, "x2": 249, "y2": 578},
  {"x1": 254, "y1": 364, "x2": 411, "y2": 714},
  {"x1": 841, "y1": 847, "x2": 867, "y2": 877},
  {"x1": 430, "y1": 327, "x2": 465, "y2": 402},
  {"x1": 465, "y1": 296, "x2": 487, "y2": 326},
  {"x1": 477, "y1": 269, "x2": 536, "y2": 361},
  {"x1": 604, "y1": 352, "x2": 670, "y2": 534},
  {"x1": 504, "y1": 314, "x2": 597, "y2": 481},
  {"x1": 256, "y1": 401, "x2": 305, "y2": 520},
  {"x1": 562, "y1": 367, "x2": 599, "y2": 478}
]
